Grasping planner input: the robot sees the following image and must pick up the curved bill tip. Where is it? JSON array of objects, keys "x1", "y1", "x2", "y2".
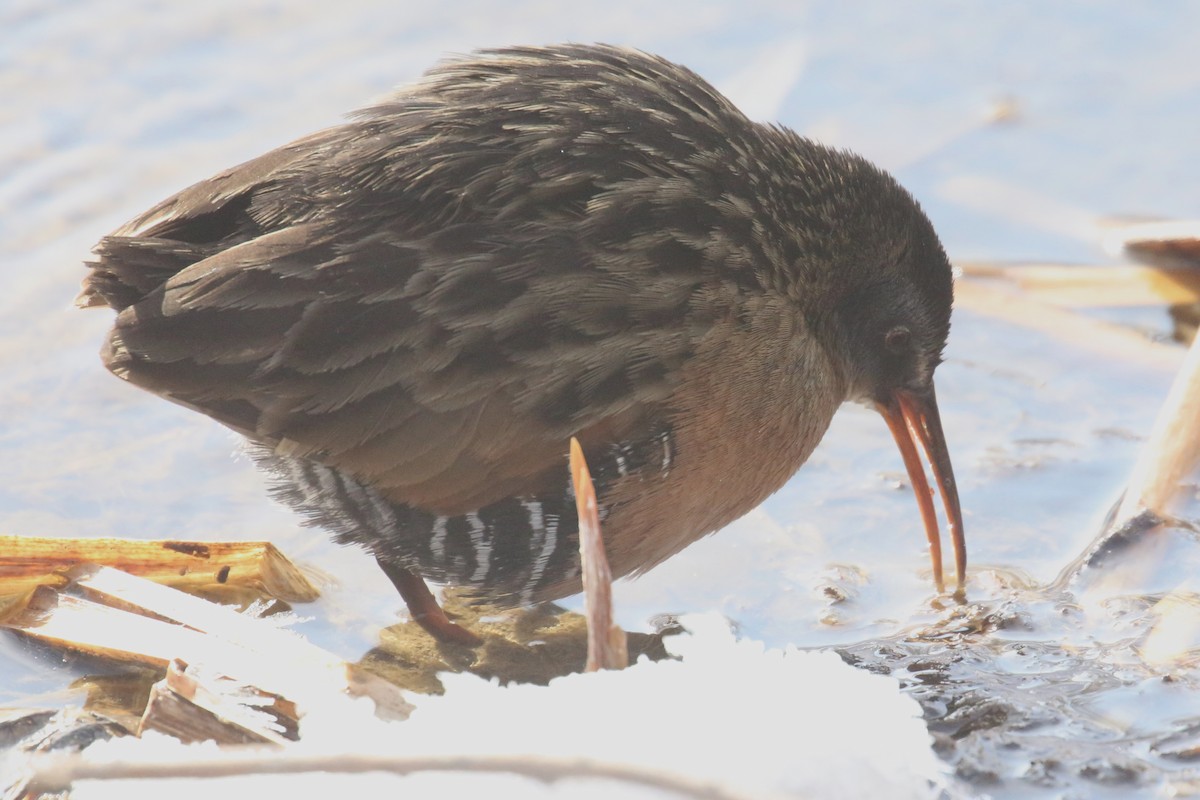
[{"x1": 876, "y1": 385, "x2": 967, "y2": 597}]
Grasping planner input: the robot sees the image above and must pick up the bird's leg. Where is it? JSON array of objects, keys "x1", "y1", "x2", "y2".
[{"x1": 374, "y1": 558, "x2": 482, "y2": 646}]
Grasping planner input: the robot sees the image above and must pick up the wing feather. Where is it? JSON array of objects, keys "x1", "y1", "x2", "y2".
[{"x1": 88, "y1": 45, "x2": 775, "y2": 514}]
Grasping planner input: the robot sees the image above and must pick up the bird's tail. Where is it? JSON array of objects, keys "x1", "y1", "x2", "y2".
[{"x1": 77, "y1": 236, "x2": 213, "y2": 311}]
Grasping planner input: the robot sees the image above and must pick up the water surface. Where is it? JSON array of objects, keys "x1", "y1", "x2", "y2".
[{"x1": 4, "y1": 3, "x2": 1200, "y2": 795}]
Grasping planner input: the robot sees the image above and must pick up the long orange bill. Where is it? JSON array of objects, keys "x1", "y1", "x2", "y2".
[{"x1": 876, "y1": 385, "x2": 967, "y2": 597}]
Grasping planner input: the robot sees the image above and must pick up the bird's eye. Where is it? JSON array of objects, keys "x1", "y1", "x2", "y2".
[{"x1": 884, "y1": 326, "x2": 911, "y2": 353}]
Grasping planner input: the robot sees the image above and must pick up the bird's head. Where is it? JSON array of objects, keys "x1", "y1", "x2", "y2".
[
  {"x1": 762, "y1": 140, "x2": 966, "y2": 595},
  {"x1": 835, "y1": 213, "x2": 964, "y2": 597}
]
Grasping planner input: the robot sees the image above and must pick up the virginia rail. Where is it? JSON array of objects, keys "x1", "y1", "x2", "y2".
[{"x1": 79, "y1": 44, "x2": 966, "y2": 643}]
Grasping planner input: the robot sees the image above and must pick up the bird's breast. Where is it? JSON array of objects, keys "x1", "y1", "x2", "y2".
[{"x1": 598, "y1": 293, "x2": 846, "y2": 578}]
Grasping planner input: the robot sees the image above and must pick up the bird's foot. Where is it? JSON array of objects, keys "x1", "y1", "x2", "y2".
[{"x1": 376, "y1": 559, "x2": 483, "y2": 647}]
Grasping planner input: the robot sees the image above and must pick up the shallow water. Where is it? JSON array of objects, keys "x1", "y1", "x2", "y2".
[{"x1": 4, "y1": 2, "x2": 1200, "y2": 796}]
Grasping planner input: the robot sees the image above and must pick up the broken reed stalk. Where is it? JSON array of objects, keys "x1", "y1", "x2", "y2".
[
  {"x1": 0, "y1": 536, "x2": 319, "y2": 603},
  {"x1": 27, "y1": 750, "x2": 762, "y2": 800},
  {"x1": 569, "y1": 438, "x2": 628, "y2": 671},
  {"x1": 1, "y1": 565, "x2": 413, "y2": 724},
  {"x1": 952, "y1": 276, "x2": 1184, "y2": 372},
  {"x1": 1055, "y1": 337, "x2": 1200, "y2": 583},
  {"x1": 1114, "y1": 326, "x2": 1200, "y2": 525},
  {"x1": 1109, "y1": 220, "x2": 1200, "y2": 525},
  {"x1": 957, "y1": 262, "x2": 1200, "y2": 308},
  {"x1": 1106, "y1": 219, "x2": 1200, "y2": 269},
  {"x1": 138, "y1": 658, "x2": 297, "y2": 745}
]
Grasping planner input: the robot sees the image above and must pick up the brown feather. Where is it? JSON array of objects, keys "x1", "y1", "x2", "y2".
[{"x1": 81, "y1": 44, "x2": 956, "y2": 607}]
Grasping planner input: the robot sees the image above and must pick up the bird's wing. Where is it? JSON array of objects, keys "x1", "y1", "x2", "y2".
[
  {"x1": 86, "y1": 47, "x2": 766, "y2": 514},
  {"x1": 101, "y1": 200, "x2": 706, "y2": 515},
  {"x1": 78, "y1": 128, "x2": 345, "y2": 311}
]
